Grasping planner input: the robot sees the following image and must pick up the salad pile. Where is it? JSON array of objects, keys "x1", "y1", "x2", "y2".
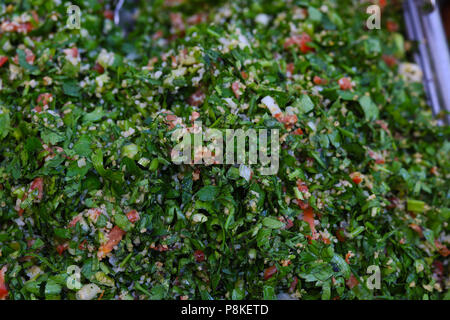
[{"x1": 0, "y1": 0, "x2": 449, "y2": 300}]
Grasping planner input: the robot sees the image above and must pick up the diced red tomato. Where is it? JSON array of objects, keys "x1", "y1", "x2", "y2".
[
  {"x1": 31, "y1": 11, "x2": 39, "y2": 24},
  {"x1": 408, "y1": 223, "x2": 423, "y2": 237},
  {"x1": 338, "y1": 77, "x2": 353, "y2": 90},
  {"x1": 386, "y1": 20, "x2": 399, "y2": 32},
  {"x1": 150, "y1": 243, "x2": 169, "y2": 252},
  {"x1": 35, "y1": 93, "x2": 52, "y2": 113},
  {"x1": 126, "y1": 210, "x2": 140, "y2": 223},
  {"x1": 336, "y1": 228, "x2": 346, "y2": 242},
  {"x1": 264, "y1": 265, "x2": 278, "y2": 280},
  {"x1": 98, "y1": 290, "x2": 105, "y2": 300},
  {"x1": 346, "y1": 274, "x2": 359, "y2": 289},
  {"x1": 191, "y1": 111, "x2": 200, "y2": 122},
  {"x1": 288, "y1": 276, "x2": 298, "y2": 293},
  {"x1": 231, "y1": 81, "x2": 241, "y2": 99},
  {"x1": 345, "y1": 252, "x2": 352, "y2": 264},
  {"x1": 188, "y1": 89, "x2": 206, "y2": 107},
  {"x1": 285, "y1": 218, "x2": 294, "y2": 230},
  {"x1": 29, "y1": 177, "x2": 44, "y2": 200},
  {"x1": 16, "y1": 22, "x2": 34, "y2": 34},
  {"x1": 194, "y1": 249, "x2": 205, "y2": 262},
  {"x1": 382, "y1": 54, "x2": 397, "y2": 67},
  {"x1": 165, "y1": 113, "x2": 179, "y2": 129},
  {"x1": 169, "y1": 12, "x2": 185, "y2": 33},
  {"x1": 64, "y1": 47, "x2": 79, "y2": 59},
  {"x1": 368, "y1": 150, "x2": 385, "y2": 164},
  {"x1": 379, "y1": 0, "x2": 387, "y2": 9},
  {"x1": 293, "y1": 198, "x2": 309, "y2": 210},
  {"x1": 97, "y1": 226, "x2": 126, "y2": 260},
  {"x1": 349, "y1": 172, "x2": 362, "y2": 185},
  {"x1": 68, "y1": 215, "x2": 83, "y2": 228},
  {"x1": 0, "y1": 265, "x2": 8, "y2": 300},
  {"x1": 56, "y1": 243, "x2": 69, "y2": 255},
  {"x1": 321, "y1": 235, "x2": 331, "y2": 245},
  {"x1": 0, "y1": 56, "x2": 8, "y2": 67},
  {"x1": 37, "y1": 93, "x2": 53, "y2": 107},
  {"x1": 93, "y1": 62, "x2": 105, "y2": 74},
  {"x1": 313, "y1": 76, "x2": 322, "y2": 85},
  {"x1": 286, "y1": 63, "x2": 295, "y2": 78},
  {"x1": 13, "y1": 48, "x2": 35, "y2": 65},
  {"x1": 434, "y1": 240, "x2": 450, "y2": 257},
  {"x1": 103, "y1": 10, "x2": 114, "y2": 20},
  {"x1": 292, "y1": 128, "x2": 304, "y2": 135},
  {"x1": 87, "y1": 208, "x2": 102, "y2": 223},
  {"x1": 241, "y1": 71, "x2": 248, "y2": 80},
  {"x1": 296, "y1": 179, "x2": 309, "y2": 193},
  {"x1": 186, "y1": 13, "x2": 207, "y2": 25},
  {"x1": 276, "y1": 114, "x2": 298, "y2": 129},
  {"x1": 302, "y1": 207, "x2": 317, "y2": 238},
  {"x1": 284, "y1": 33, "x2": 314, "y2": 53},
  {"x1": 79, "y1": 239, "x2": 87, "y2": 250}
]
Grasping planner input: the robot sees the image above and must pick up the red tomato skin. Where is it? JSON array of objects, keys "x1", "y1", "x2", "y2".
[
  {"x1": 289, "y1": 276, "x2": 298, "y2": 293},
  {"x1": 93, "y1": 62, "x2": 105, "y2": 74},
  {"x1": 350, "y1": 172, "x2": 362, "y2": 185},
  {"x1": 338, "y1": 77, "x2": 352, "y2": 90},
  {"x1": 303, "y1": 206, "x2": 316, "y2": 237},
  {"x1": 0, "y1": 265, "x2": 8, "y2": 300},
  {"x1": 126, "y1": 210, "x2": 140, "y2": 223},
  {"x1": 103, "y1": 10, "x2": 114, "y2": 20},
  {"x1": 285, "y1": 218, "x2": 294, "y2": 229},
  {"x1": 286, "y1": 63, "x2": 295, "y2": 78},
  {"x1": 188, "y1": 89, "x2": 206, "y2": 106},
  {"x1": 284, "y1": 33, "x2": 314, "y2": 54},
  {"x1": 56, "y1": 243, "x2": 69, "y2": 255},
  {"x1": 97, "y1": 226, "x2": 126, "y2": 260},
  {"x1": 264, "y1": 265, "x2": 278, "y2": 280},
  {"x1": 352, "y1": 176, "x2": 362, "y2": 184},
  {"x1": 194, "y1": 250, "x2": 205, "y2": 262},
  {"x1": 30, "y1": 177, "x2": 44, "y2": 200},
  {"x1": 382, "y1": 54, "x2": 397, "y2": 67},
  {"x1": 336, "y1": 228, "x2": 346, "y2": 242},
  {"x1": 346, "y1": 274, "x2": 359, "y2": 289},
  {"x1": 296, "y1": 179, "x2": 309, "y2": 193},
  {"x1": 231, "y1": 81, "x2": 241, "y2": 99},
  {"x1": 386, "y1": 20, "x2": 399, "y2": 32},
  {"x1": 292, "y1": 128, "x2": 304, "y2": 135},
  {"x1": 0, "y1": 56, "x2": 8, "y2": 67},
  {"x1": 313, "y1": 76, "x2": 322, "y2": 85},
  {"x1": 299, "y1": 33, "x2": 313, "y2": 53}
]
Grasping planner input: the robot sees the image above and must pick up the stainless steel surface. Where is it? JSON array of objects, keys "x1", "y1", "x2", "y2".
[
  {"x1": 404, "y1": 0, "x2": 450, "y2": 124},
  {"x1": 114, "y1": 0, "x2": 125, "y2": 25}
]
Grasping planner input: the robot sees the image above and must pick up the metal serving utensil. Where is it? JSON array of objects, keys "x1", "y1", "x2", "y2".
[
  {"x1": 404, "y1": 0, "x2": 450, "y2": 125},
  {"x1": 114, "y1": 0, "x2": 125, "y2": 25}
]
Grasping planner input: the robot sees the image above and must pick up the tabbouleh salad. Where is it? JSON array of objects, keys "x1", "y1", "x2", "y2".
[{"x1": 0, "y1": 0, "x2": 449, "y2": 300}]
